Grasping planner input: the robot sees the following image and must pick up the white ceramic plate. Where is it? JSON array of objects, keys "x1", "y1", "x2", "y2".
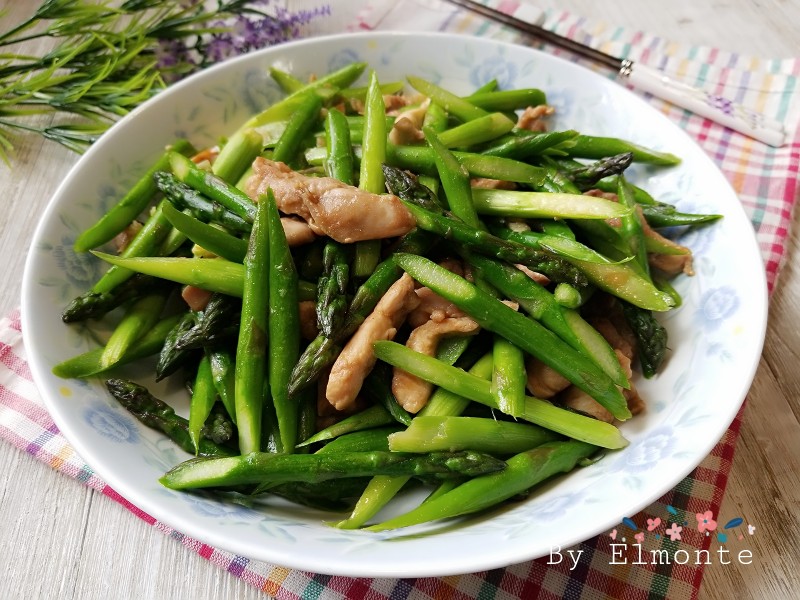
[{"x1": 22, "y1": 32, "x2": 767, "y2": 578}]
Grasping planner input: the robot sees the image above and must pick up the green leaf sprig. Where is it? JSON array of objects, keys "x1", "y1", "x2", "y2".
[{"x1": 0, "y1": 0, "x2": 329, "y2": 164}]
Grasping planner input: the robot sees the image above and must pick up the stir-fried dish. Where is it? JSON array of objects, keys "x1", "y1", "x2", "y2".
[{"x1": 54, "y1": 61, "x2": 721, "y2": 531}]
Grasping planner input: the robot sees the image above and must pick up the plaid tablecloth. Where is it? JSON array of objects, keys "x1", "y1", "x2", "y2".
[{"x1": 1, "y1": 2, "x2": 798, "y2": 598}]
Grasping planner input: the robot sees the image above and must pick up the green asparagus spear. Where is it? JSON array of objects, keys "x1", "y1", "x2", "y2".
[
  {"x1": 234, "y1": 189, "x2": 272, "y2": 454},
  {"x1": 211, "y1": 128, "x2": 263, "y2": 184},
  {"x1": 161, "y1": 202, "x2": 248, "y2": 263},
  {"x1": 271, "y1": 93, "x2": 322, "y2": 166},
  {"x1": 106, "y1": 379, "x2": 234, "y2": 458},
  {"x1": 169, "y1": 152, "x2": 256, "y2": 222},
  {"x1": 399, "y1": 201, "x2": 587, "y2": 287},
  {"x1": 174, "y1": 293, "x2": 242, "y2": 350},
  {"x1": 354, "y1": 70, "x2": 386, "y2": 279},
  {"x1": 316, "y1": 241, "x2": 350, "y2": 338},
  {"x1": 480, "y1": 130, "x2": 579, "y2": 160},
  {"x1": 423, "y1": 126, "x2": 481, "y2": 228},
  {"x1": 381, "y1": 255, "x2": 631, "y2": 420},
  {"x1": 435, "y1": 113, "x2": 515, "y2": 149},
  {"x1": 366, "y1": 440, "x2": 596, "y2": 531},
  {"x1": 156, "y1": 310, "x2": 198, "y2": 381},
  {"x1": 491, "y1": 335, "x2": 526, "y2": 418},
  {"x1": 468, "y1": 253, "x2": 628, "y2": 387},
  {"x1": 52, "y1": 314, "x2": 182, "y2": 379},
  {"x1": 566, "y1": 135, "x2": 681, "y2": 165},
  {"x1": 99, "y1": 292, "x2": 168, "y2": 369},
  {"x1": 208, "y1": 348, "x2": 236, "y2": 424},
  {"x1": 620, "y1": 300, "x2": 668, "y2": 378},
  {"x1": 324, "y1": 107, "x2": 355, "y2": 184},
  {"x1": 374, "y1": 340, "x2": 629, "y2": 446},
  {"x1": 470, "y1": 187, "x2": 631, "y2": 220},
  {"x1": 466, "y1": 88, "x2": 547, "y2": 112},
  {"x1": 154, "y1": 171, "x2": 252, "y2": 234},
  {"x1": 61, "y1": 273, "x2": 161, "y2": 323},
  {"x1": 160, "y1": 450, "x2": 507, "y2": 489},
  {"x1": 73, "y1": 139, "x2": 194, "y2": 252},
  {"x1": 189, "y1": 354, "x2": 218, "y2": 455},
  {"x1": 407, "y1": 76, "x2": 488, "y2": 122},
  {"x1": 295, "y1": 405, "x2": 395, "y2": 448},
  {"x1": 388, "y1": 416, "x2": 560, "y2": 455},
  {"x1": 266, "y1": 194, "x2": 301, "y2": 452}
]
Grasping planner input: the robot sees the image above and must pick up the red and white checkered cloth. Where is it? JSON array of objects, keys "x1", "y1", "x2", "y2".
[{"x1": 1, "y1": 3, "x2": 798, "y2": 599}]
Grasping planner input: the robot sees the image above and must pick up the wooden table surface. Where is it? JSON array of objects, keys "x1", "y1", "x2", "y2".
[{"x1": 1, "y1": 1, "x2": 797, "y2": 598}]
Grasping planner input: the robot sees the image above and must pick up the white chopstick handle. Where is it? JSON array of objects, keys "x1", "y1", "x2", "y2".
[{"x1": 620, "y1": 61, "x2": 786, "y2": 147}]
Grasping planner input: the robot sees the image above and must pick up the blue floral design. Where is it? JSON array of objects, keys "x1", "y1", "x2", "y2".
[
  {"x1": 328, "y1": 49, "x2": 361, "y2": 74},
  {"x1": 83, "y1": 405, "x2": 139, "y2": 444},
  {"x1": 469, "y1": 56, "x2": 517, "y2": 89},
  {"x1": 51, "y1": 235, "x2": 100, "y2": 288},
  {"x1": 186, "y1": 493, "x2": 257, "y2": 521},
  {"x1": 610, "y1": 426, "x2": 676, "y2": 474},
  {"x1": 696, "y1": 286, "x2": 740, "y2": 330}
]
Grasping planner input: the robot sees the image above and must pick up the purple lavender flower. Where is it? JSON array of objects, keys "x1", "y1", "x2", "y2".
[{"x1": 155, "y1": 1, "x2": 331, "y2": 75}]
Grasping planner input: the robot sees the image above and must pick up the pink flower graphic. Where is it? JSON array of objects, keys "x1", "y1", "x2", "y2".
[
  {"x1": 696, "y1": 511, "x2": 717, "y2": 533},
  {"x1": 647, "y1": 517, "x2": 661, "y2": 531},
  {"x1": 665, "y1": 523, "x2": 683, "y2": 541},
  {"x1": 634, "y1": 532, "x2": 645, "y2": 544}
]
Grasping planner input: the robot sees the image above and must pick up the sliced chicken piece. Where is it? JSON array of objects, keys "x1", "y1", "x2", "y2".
[
  {"x1": 589, "y1": 312, "x2": 637, "y2": 362},
  {"x1": 515, "y1": 263, "x2": 550, "y2": 286},
  {"x1": 559, "y1": 385, "x2": 615, "y2": 423},
  {"x1": 245, "y1": 158, "x2": 415, "y2": 243},
  {"x1": 408, "y1": 285, "x2": 468, "y2": 328},
  {"x1": 181, "y1": 285, "x2": 213, "y2": 312},
  {"x1": 525, "y1": 356, "x2": 571, "y2": 399},
  {"x1": 326, "y1": 273, "x2": 420, "y2": 411},
  {"x1": 113, "y1": 221, "x2": 143, "y2": 253},
  {"x1": 616, "y1": 349, "x2": 645, "y2": 415},
  {"x1": 517, "y1": 105, "x2": 555, "y2": 132},
  {"x1": 383, "y1": 93, "x2": 413, "y2": 115},
  {"x1": 280, "y1": 217, "x2": 316, "y2": 246},
  {"x1": 392, "y1": 316, "x2": 480, "y2": 413},
  {"x1": 471, "y1": 177, "x2": 517, "y2": 190},
  {"x1": 648, "y1": 252, "x2": 694, "y2": 277},
  {"x1": 298, "y1": 300, "x2": 318, "y2": 341},
  {"x1": 389, "y1": 100, "x2": 429, "y2": 146}
]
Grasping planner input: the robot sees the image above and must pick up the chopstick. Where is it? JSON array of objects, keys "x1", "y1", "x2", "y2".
[{"x1": 446, "y1": 0, "x2": 786, "y2": 146}]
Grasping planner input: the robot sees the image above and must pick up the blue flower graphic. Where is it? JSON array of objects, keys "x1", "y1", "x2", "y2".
[
  {"x1": 696, "y1": 286, "x2": 740, "y2": 329},
  {"x1": 52, "y1": 235, "x2": 100, "y2": 288},
  {"x1": 84, "y1": 405, "x2": 139, "y2": 443},
  {"x1": 470, "y1": 56, "x2": 517, "y2": 89}
]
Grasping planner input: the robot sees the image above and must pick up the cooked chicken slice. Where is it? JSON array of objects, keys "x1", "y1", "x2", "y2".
[
  {"x1": 615, "y1": 350, "x2": 645, "y2": 415},
  {"x1": 280, "y1": 217, "x2": 316, "y2": 246},
  {"x1": 559, "y1": 385, "x2": 615, "y2": 423},
  {"x1": 515, "y1": 263, "x2": 550, "y2": 286},
  {"x1": 298, "y1": 300, "x2": 318, "y2": 341},
  {"x1": 245, "y1": 158, "x2": 415, "y2": 243},
  {"x1": 408, "y1": 285, "x2": 468, "y2": 328},
  {"x1": 525, "y1": 356, "x2": 571, "y2": 399},
  {"x1": 326, "y1": 273, "x2": 420, "y2": 411},
  {"x1": 648, "y1": 252, "x2": 694, "y2": 277},
  {"x1": 517, "y1": 104, "x2": 555, "y2": 132},
  {"x1": 383, "y1": 94, "x2": 413, "y2": 115},
  {"x1": 113, "y1": 221, "x2": 142, "y2": 253},
  {"x1": 181, "y1": 285, "x2": 213, "y2": 312},
  {"x1": 471, "y1": 177, "x2": 517, "y2": 190},
  {"x1": 392, "y1": 316, "x2": 480, "y2": 413},
  {"x1": 389, "y1": 100, "x2": 429, "y2": 146}
]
